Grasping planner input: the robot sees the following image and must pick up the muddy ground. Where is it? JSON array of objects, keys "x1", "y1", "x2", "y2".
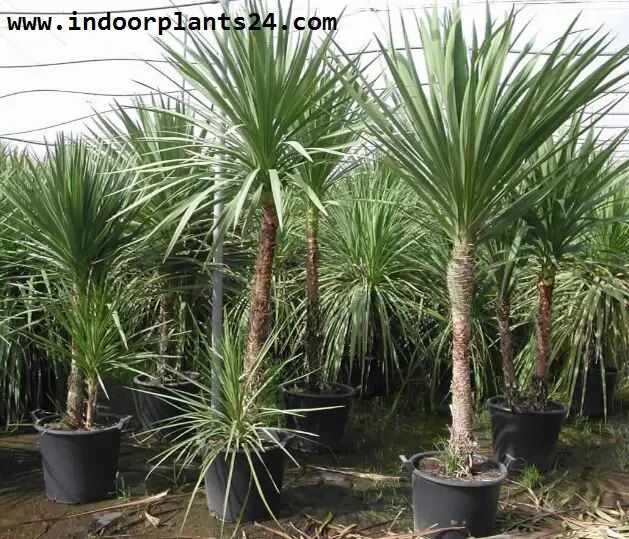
[{"x1": 2, "y1": 397, "x2": 629, "y2": 539}]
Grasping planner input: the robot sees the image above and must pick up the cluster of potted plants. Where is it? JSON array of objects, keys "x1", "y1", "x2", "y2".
[
  {"x1": 352, "y1": 4, "x2": 629, "y2": 536},
  {"x1": 3, "y1": 1, "x2": 629, "y2": 537}
]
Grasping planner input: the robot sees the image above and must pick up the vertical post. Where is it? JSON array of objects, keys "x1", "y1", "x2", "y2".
[
  {"x1": 211, "y1": 189, "x2": 224, "y2": 410},
  {"x1": 211, "y1": 4, "x2": 227, "y2": 411}
]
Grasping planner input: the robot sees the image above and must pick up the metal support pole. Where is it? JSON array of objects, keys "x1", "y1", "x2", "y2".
[
  {"x1": 211, "y1": 186, "x2": 224, "y2": 410},
  {"x1": 210, "y1": 0, "x2": 232, "y2": 410}
]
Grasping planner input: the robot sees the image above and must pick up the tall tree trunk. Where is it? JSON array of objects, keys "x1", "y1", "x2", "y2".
[
  {"x1": 156, "y1": 292, "x2": 173, "y2": 381},
  {"x1": 305, "y1": 204, "x2": 323, "y2": 389},
  {"x1": 66, "y1": 348, "x2": 85, "y2": 429},
  {"x1": 496, "y1": 292, "x2": 517, "y2": 405},
  {"x1": 447, "y1": 241, "x2": 476, "y2": 465},
  {"x1": 84, "y1": 381, "x2": 98, "y2": 430},
  {"x1": 243, "y1": 202, "x2": 279, "y2": 387},
  {"x1": 532, "y1": 267, "x2": 555, "y2": 410}
]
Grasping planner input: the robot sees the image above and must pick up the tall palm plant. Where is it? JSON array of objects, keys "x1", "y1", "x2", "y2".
[
  {"x1": 523, "y1": 120, "x2": 629, "y2": 409},
  {"x1": 297, "y1": 74, "x2": 363, "y2": 389},
  {"x1": 3, "y1": 136, "x2": 148, "y2": 429},
  {"x1": 483, "y1": 221, "x2": 529, "y2": 406},
  {"x1": 352, "y1": 5, "x2": 629, "y2": 462},
  {"x1": 153, "y1": 0, "x2": 349, "y2": 388}
]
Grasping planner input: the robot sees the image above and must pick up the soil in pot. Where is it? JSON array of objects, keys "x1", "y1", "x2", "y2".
[
  {"x1": 571, "y1": 366, "x2": 618, "y2": 418},
  {"x1": 281, "y1": 382, "x2": 356, "y2": 453},
  {"x1": 33, "y1": 413, "x2": 130, "y2": 504},
  {"x1": 404, "y1": 451, "x2": 507, "y2": 539},
  {"x1": 204, "y1": 443, "x2": 285, "y2": 523},
  {"x1": 133, "y1": 371, "x2": 200, "y2": 438},
  {"x1": 487, "y1": 396, "x2": 567, "y2": 472}
]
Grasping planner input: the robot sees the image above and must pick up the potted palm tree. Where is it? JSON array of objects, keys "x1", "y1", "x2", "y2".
[
  {"x1": 128, "y1": 0, "x2": 352, "y2": 523},
  {"x1": 488, "y1": 120, "x2": 629, "y2": 472},
  {"x1": 281, "y1": 75, "x2": 365, "y2": 452},
  {"x1": 552, "y1": 188, "x2": 629, "y2": 419},
  {"x1": 485, "y1": 222, "x2": 530, "y2": 408},
  {"x1": 95, "y1": 96, "x2": 207, "y2": 435},
  {"x1": 146, "y1": 322, "x2": 306, "y2": 528},
  {"x1": 152, "y1": 0, "x2": 347, "y2": 387},
  {"x1": 3, "y1": 137, "x2": 152, "y2": 504},
  {"x1": 354, "y1": 4, "x2": 629, "y2": 536}
]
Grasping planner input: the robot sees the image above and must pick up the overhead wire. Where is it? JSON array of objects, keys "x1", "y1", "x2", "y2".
[
  {"x1": 0, "y1": 88, "x2": 185, "y2": 100},
  {"x1": 3, "y1": 0, "x2": 629, "y2": 143},
  {"x1": 0, "y1": 0, "x2": 224, "y2": 16},
  {"x1": 3, "y1": 0, "x2": 629, "y2": 16}
]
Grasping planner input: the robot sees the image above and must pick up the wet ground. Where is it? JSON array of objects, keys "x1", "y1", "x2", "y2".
[{"x1": 2, "y1": 397, "x2": 629, "y2": 538}]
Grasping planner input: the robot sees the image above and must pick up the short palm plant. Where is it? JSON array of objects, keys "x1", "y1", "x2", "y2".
[
  {"x1": 3, "y1": 136, "x2": 149, "y2": 429},
  {"x1": 353, "y1": 3, "x2": 629, "y2": 466},
  {"x1": 523, "y1": 119, "x2": 629, "y2": 410},
  {"x1": 145, "y1": 320, "x2": 308, "y2": 528},
  {"x1": 319, "y1": 161, "x2": 425, "y2": 391},
  {"x1": 483, "y1": 221, "x2": 530, "y2": 406}
]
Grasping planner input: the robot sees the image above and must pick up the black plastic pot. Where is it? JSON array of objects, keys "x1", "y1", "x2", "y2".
[
  {"x1": 340, "y1": 356, "x2": 386, "y2": 399},
  {"x1": 204, "y1": 443, "x2": 285, "y2": 523},
  {"x1": 571, "y1": 366, "x2": 618, "y2": 418},
  {"x1": 281, "y1": 382, "x2": 356, "y2": 453},
  {"x1": 32, "y1": 411, "x2": 131, "y2": 504},
  {"x1": 401, "y1": 451, "x2": 507, "y2": 539},
  {"x1": 487, "y1": 396, "x2": 567, "y2": 472},
  {"x1": 133, "y1": 371, "x2": 200, "y2": 437}
]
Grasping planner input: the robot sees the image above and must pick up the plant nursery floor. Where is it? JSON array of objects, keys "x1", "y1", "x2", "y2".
[{"x1": 2, "y1": 400, "x2": 629, "y2": 538}]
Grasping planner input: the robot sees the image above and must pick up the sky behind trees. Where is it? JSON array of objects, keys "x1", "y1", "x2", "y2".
[{"x1": 1, "y1": 0, "x2": 629, "y2": 154}]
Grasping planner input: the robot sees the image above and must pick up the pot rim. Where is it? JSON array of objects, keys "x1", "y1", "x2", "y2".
[
  {"x1": 133, "y1": 371, "x2": 201, "y2": 388},
  {"x1": 34, "y1": 413, "x2": 131, "y2": 436},
  {"x1": 407, "y1": 451, "x2": 508, "y2": 488},
  {"x1": 280, "y1": 381, "x2": 357, "y2": 399},
  {"x1": 487, "y1": 395, "x2": 568, "y2": 416}
]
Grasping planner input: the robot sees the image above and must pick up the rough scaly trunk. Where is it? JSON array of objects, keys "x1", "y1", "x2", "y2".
[
  {"x1": 305, "y1": 204, "x2": 323, "y2": 390},
  {"x1": 532, "y1": 267, "x2": 555, "y2": 410},
  {"x1": 156, "y1": 292, "x2": 173, "y2": 382},
  {"x1": 447, "y1": 241, "x2": 477, "y2": 466},
  {"x1": 66, "y1": 344, "x2": 85, "y2": 429},
  {"x1": 243, "y1": 201, "x2": 279, "y2": 388},
  {"x1": 496, "y1": 292, "x2": 517, "y2": 405},
  {"x1": 84, "y1": 381, "x2": 98, "y2": 430}
]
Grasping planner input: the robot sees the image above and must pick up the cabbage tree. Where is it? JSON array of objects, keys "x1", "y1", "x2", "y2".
[
  {"x1": 3, "y1": 137, "x2": 148, "y2": 429},
  {"x1": 352, "y1": 5, "x2": 629, "y2": 463},
  {"x1": 523, "y1": 120, "x2": 629, "y2": 409},
  {"x1": 153, "y1": 0, "x2": 350, "y2": 389}
]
